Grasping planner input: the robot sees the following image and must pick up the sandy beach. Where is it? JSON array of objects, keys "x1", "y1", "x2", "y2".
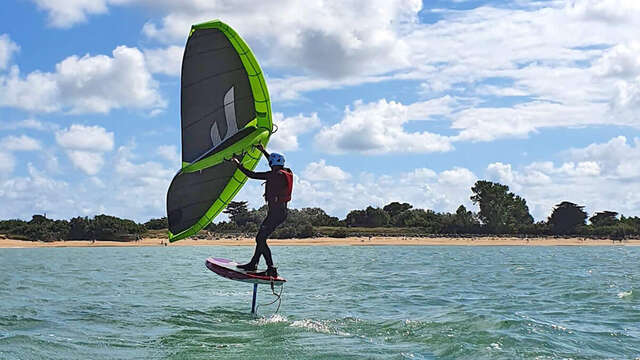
[{"x1": 1, "y1": 236, "x2": 639, "y2": 248}]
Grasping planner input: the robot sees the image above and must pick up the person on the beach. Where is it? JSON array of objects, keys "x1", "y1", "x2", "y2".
[{"x1": 227, "y1": 144, "x2": 293, "y2": 277}]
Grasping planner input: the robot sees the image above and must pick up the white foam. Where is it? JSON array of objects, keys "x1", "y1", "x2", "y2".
[
  {"x1": 256, "y1": 313, "x2": 288, "y2": 325},
  {"x1": 551, "y1": 324, "x2": 568, "y2": 331},
  {"x1": 290, "y1": 319, "x2": 350, "y2": 336},
  {"x1": 617, "y1": 290, "x2": 632, "y2": 299}
]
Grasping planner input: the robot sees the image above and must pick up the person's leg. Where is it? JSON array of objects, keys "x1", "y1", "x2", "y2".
[
  {"x1": 255, "y1": 206, "x2": 288, "y2": 267},
  {"x1": 260, "y1": 207, "x2": 287, "y2": 268},
  {"x1": 239, "y1": 211, "x2": 277, "y2": 269},
  {"x1": 238, "y1": 207, "x2": 287, "y2": 271},
  {"x1": 238, "y1": 213, "x2": 270, "y2": 271},
  {"x1": 255, "y1": 222, "x2": 275, "y2": 267}
]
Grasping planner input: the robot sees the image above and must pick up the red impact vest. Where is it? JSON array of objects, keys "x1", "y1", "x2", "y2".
[
  {"x1": 278, "y1": 169, "x2": 293, "y2": 203},
  {"x1": 265, "y1": 169, "x2": 293, "y2": 203}
]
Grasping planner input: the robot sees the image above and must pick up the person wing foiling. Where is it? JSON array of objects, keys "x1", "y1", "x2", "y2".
[{"x1": 228, "y1": 144, "x2": 293, "y2": 277}]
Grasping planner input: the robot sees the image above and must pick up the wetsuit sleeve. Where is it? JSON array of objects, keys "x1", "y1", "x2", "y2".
[{"x1": 237, "y1": 164, "x2": 270, "y2": 180}]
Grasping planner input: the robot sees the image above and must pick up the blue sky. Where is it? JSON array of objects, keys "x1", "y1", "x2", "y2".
[{"x1": 1, "y1": 0, "x2": 639, "y2": 223}]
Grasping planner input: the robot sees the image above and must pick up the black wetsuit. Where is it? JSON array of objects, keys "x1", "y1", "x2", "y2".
[{"x1": 237, "y1": 165, "x2": 291, "y2": 267}]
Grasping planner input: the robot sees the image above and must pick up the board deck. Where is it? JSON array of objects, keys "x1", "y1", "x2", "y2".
[{"x1": 205, "y1": 257, "x2": 286, "y2": 285}]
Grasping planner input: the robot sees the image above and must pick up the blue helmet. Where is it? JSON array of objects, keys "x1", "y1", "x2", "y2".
[{"x1": 268, "y1": 152, "x2": 285, "y2": 167}]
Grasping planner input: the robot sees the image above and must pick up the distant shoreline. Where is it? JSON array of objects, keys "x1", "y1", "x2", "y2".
[{"x1": 1, "y1": 237, "x2": 639, "y2": 248}]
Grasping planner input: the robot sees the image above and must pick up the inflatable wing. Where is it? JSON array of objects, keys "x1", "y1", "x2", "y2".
[{"x1": 166, "y1": 20, "x2": 272, "y2": 242}]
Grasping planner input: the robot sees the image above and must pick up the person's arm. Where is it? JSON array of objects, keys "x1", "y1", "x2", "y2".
[
  {"x1": 228, "y1": 156, "x2": 269, "y2": 180},
  {"x1": 255, "y1": 143, "x2": 270, "y2": 159}
]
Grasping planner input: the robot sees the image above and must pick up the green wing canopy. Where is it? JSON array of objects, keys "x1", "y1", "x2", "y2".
[{"x1": 166, "y1": 20, "x2": 272, "y2": 242}]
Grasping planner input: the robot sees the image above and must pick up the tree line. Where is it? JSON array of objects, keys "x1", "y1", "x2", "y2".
[
  {"x1": 0, "y1": 214, "x2": 146, "y2": 242},
  {"x1": 1, "y1": 180, "x2": 639, "y2": 241}
]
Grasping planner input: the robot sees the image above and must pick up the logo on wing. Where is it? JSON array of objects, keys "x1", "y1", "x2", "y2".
[{"x1": 210, "y1": 86, "x2": 239, "y2": 147}]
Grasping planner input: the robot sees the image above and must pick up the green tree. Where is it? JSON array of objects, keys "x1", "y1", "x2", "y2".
[
  {"x1": 0, "y1": 219, "x2": 28, "y2": 236},
  {"x1": 68, "y1": 216, "x2": 91, "y2": 239},
  {"x1": 383, "y1": 202, "x2": 413, "y2": 218},
  {"x1": 24, "y1": 215, "x2": 69, "y2": 241},
  {"x1": 88, "y1": 214, "x2": 145, "y2": 240},
  {"x1": 548, "y1": 201, "x2": 587, "y2": 234},
  {"x1": 346, "y1": 207, "x2": 390, "y2": 227},
  {"x1": 296, "y1": 223, "x2": 315, "y2": 238},
  {"x1": 298, "y1": 208, "x2": 339, "y2": 226},
  {"x1": 365, "y1": 206, "x2": 390, "y2": 227},
  {"x1": 590, "y1": 211, "x2": 618, "y2": 227},
  {"x1": 144, "y1": 217, "x2": 168, "y2": 230},
  {"x1": 470, "y1": 180, "x2": 533, "y2": 233},
  {"x1": 246, "y1": 205, "x2": 268, "y2": 225},
  {"x1": 393, "y1": 209, "x2": 441, "y2": 232},
  {"x1": 451, "y1": 205, "x2": 479, "y2": 233},
  {"x1": 345, "y1": 209, "x2": 367, "y2": 227},
  {"x1": 223, "y1": 201, "x2": 250, "y2": 226},
  {"x1": 620, "y1": 216, "x2": 640, "y2": 235}
]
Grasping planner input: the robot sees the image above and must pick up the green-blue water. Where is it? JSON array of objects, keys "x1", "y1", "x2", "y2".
[{"x1": 1, "y1": 246, "x2": 639, "y2": 359}]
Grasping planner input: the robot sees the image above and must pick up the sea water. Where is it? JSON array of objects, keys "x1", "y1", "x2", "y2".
[{"x1": 0, "y1": 246, "x2": 639, "y2": 359}]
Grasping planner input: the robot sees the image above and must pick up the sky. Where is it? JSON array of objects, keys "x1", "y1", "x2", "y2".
[{"x1": 0, "y1": 0, "x2": 639, "y2": 223}]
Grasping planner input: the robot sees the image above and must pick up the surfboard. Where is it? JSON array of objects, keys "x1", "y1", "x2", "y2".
[{"x1": 205, "y1": 257, "x2": 286, "y2": 285}]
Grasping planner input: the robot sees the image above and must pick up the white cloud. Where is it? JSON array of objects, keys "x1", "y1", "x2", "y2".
[
  {"x1": 0, "y1": 46, "x2": 165, "y2": 114},
  {"x1": 565, "y1": 0, "x2": 640, "y2": 23},
  {"x1": 590, "y1": 41, "x2": 640, "y2": 120},
  {"x1": 566, "y1": 136, "x2": 640, "y2": 179},
  {"x1": 0, "y1": 118, "x2": 58, "y2": 131},
  {"x1": 141, "y1": 0, "x2": 421, "y2": 78},
  {"x1": 157, "y1": 144, "x2": 179, "y2": 164},
  {"x1": 0, "y1": 135, "x2": 41, "y2": 151},
  {"x1": 29, "y1": 1, "x2": 640, "y2": 99},
  {"x1": 268, "y1": 74, "x2": 391, "y2": 101},
  {"x1": 451, "y1": 101, "x2": 610, "y2": 142},
  {"x1": 474, "y1": 84, "x2": 530, "y2": 97},
  {"x1": 487, "y1": 162, "x2": 553, "y2": 191},
  {"x1": 315, "y1": 98, "x2": 454, "y2": 154},
  {"x1": 559, "y1": 162, "x2": 602, "y2": 177},
  {"x1": 0, "y1": 163, "x2": 71, "y2": 218},
  {"x1": 0, "y1": 152, "x2": 15, "y2": 174},
  {"x1": 112, "y1": 144, "x2": 174, "y2": 218},
  {"x1": 269, "y1": 112, "x2": 320, "y2": 152},
  {"x1": 0, "y1": 162, "x2": 111, "y2": 220},
  {"x1": 64, "y1": 150, "x2": 105, "y2": 176},
  {"x1": 400, "y1": 3, "x2": 640, "y2": 139},
  {"x1": 0, "y1": 66, "x2": 58, "y2": 112},
  {"x1": 613, "y1": 79, "x2": 640, "y2": 113},
  {"x1": 483, "y1": 136, "x2": 640, "y2": 220},
  {"x1": 32, "y1": 0, "x2": 114, "y2": 28},
  {"x1": 55, "y1": 124, "x2": 114, "y2": 152},
  {"x1": 438, "y1": 167, "x2": 477, "y2": 187},
  {"x1": 288, "y1": 164, "x2": 477, "y2": 218},
  {"x1": 143, "y1": 45, "x2": 183, "y2": 76},
  {"x1": 0, "y1": 34, "x2": 19, "y2": 70},
  {"x1": 55, "y1": 125, "x2": 114, "y2": 175},
  {"x1": 302, "y1": 160, "x2": 350, "y2": 181},
  {"x1": 43, "y1": 152, "x2": 61, "y2": 174},
  {"x1": 33, "y1": 0, "x2": 421, "y2": 78},
  {"x1": 594, "y1": 41, "x2": 640, "y2": 78},
  {"x1": 404, "y1": 2, "x2": 639, "y2": 84},
  {"x1": 0, "y1": 142, "x2": 176, "y2": 221},
  {"x1": 89, "y1": 176, "x2": 106, "y2": 188},
  {"x1": 26, "y1": 0, "x2": 640, "y2": 137},
  {"x1": 0, "y1": 141, "x2": 177, "y2": 221}
]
